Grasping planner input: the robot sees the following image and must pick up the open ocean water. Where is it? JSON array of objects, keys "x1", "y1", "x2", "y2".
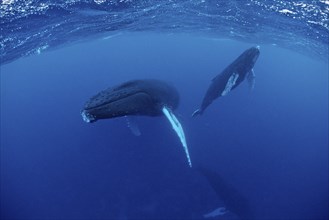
[{"x1": 1, "y1": 1, "x2": 328, "y2": 220}]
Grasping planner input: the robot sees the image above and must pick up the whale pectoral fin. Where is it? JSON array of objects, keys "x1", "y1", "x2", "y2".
[
  {"x1": 192, "y1": 108, "x2": 202, "y2": 117},
  {"x1": 125, "y1": 116, "x2": 141, "y2": 136},
  {"x1": 203, "y1": 207, "x2": 227, "y2": 218},
  {"x1": 247, "y1": 69, "x2": 256, "y2": 91},
  {"x1": 162, "y1": 106, "x2": 192, "y2": 167},
  {"x1": 221, "y1": 72, "x2": 239, "y2": 96}
]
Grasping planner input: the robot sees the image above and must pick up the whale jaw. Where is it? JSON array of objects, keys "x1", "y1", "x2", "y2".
[{"x1": 81, "y1": 110, "x2": 96, "y2": 123}]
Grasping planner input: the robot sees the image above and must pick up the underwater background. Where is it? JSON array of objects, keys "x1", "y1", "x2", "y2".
[{"x1": 1, "y1": 1, "x2": 328, "y2": 220}]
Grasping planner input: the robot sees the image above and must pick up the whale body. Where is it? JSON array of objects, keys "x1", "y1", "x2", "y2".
[
  {"x1": 81, "y1": 79, "x2": 192, "y2": 167},
  {"x1": 192, "y1": 46, "x2": 260, "y2": 117},
  {"x1": 82, "y1": 79, "x2": 179, "y2": 122}
]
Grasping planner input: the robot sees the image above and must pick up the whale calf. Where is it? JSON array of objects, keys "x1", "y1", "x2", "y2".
[
  {"x1": 81, "y1": 79, "x2": 192, "y2": 167},
  {"x1": 192, "y1": 46, "x2": 260, "y2": 117}
]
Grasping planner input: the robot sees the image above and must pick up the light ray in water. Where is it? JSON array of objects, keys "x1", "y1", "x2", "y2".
[{"x1": 162, "y1": 106, "x2": 192, "y2": 167}]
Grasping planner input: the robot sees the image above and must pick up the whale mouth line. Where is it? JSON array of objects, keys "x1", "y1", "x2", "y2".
[{"x1": 85, "y1": 91, "x2": 149, "y2": 111}]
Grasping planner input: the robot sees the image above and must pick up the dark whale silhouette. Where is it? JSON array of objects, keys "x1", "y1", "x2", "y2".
[
  {"x1": 81, "y1": 79, "x2": 179, "y2": 122},
  {"x1": 81, "y1": 79, "x2": 192, "y2": 167},
  {"x1": 192, "y1": 46, "x2": 260, "y2": 117},
  {"x1": 198, "y1": 167, "x2": 254, "y2": 220}
]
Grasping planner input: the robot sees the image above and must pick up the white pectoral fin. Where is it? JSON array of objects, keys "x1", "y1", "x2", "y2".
[
  {"x1": 162, "y1": 106, "x2": 192, "y2": 167},
  {"x1": 221, "y1": 72, "x2": 239, "y2": 96},
  {"x1": 247, "y1": 69, "x2": 256, "y2": 91},
  {"x1": 203, "y1": 207, "x2": 227, "y2": 218}
]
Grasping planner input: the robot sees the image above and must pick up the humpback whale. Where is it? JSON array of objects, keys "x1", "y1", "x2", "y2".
[
  {"x1": 81, "y1": 79, "x2": 192, "y2": 167},
  {"x1": 192, "y1": 46, "x2": 260, "y2": 117},
  {"x1": 198, "y1": 167, "x2": 253, "y2": 220}
]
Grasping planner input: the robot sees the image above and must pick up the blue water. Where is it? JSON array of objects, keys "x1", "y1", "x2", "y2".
[{"x1": 1, "y1": 1, "x2": 329, "y2": 220}]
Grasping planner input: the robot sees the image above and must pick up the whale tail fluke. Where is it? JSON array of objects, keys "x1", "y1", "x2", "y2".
[
  {"x1": 203, "y1": 207, "x2": 228, "y2": 218},
  {"x1": 192, "y1": 108, "x2": 202, "y2": 117}
]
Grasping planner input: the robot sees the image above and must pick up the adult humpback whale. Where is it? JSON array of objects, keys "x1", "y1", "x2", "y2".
[
  {"x1": 81, "y1": 79, "x2": 192, "y2": 167},
  {"x1": 192, "y1": 46, "x2": 260, "y2": 117}
]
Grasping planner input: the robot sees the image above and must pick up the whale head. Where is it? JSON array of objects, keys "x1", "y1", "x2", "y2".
[
  {"x1": 81, "y1": 79, "x2": 179, "y2": 123},
  {"x1": 246, "y1": 46, "x2": 260, "y2": 66}
]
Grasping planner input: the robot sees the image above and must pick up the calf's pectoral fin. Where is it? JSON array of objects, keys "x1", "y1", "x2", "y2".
[{"x1": 221, "y1": 72, "x2": 239, "y2": 96}]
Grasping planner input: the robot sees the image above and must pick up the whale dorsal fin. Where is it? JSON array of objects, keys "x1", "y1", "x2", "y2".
[
  {"x1": 247, "y1": 69, "x2": 256, "y2": 91},
  {"x1": 162, "y1": 106, "x2": 192, "y2": 167},
  {"x1": 211, "y1": 72, "x2": 225, "y2": 82}
]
